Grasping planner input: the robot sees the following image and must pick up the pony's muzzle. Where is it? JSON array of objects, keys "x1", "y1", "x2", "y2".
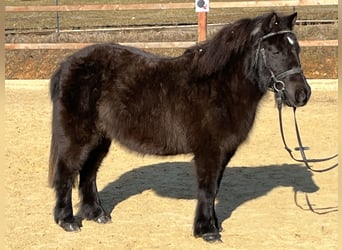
[
  {"x1": 283, "y1": 79, "x2": 311, "y2": 107},
  {"x1": 295, "y1": 86, "x2": 311, "y2": 107}
]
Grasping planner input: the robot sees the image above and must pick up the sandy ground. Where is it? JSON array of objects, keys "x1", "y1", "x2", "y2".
[{"x1": 5, "y1": 83, "x2": 338, "y2": 249}]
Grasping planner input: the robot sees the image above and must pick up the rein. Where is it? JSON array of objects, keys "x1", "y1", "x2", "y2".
[
  {"x1": 275, "y1": 91, "x2": 338, "y2": 172},
  {"x1": 257, "y1": 30, "x2": 338, "y2": 173},
  {"x1": 275, "y1": 88, "x2": 338, "y2": 214}
]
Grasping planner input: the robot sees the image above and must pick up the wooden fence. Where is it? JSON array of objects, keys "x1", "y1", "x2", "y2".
[{"x1": 5, "y1": 0, "x2": 338, "y2": 49}]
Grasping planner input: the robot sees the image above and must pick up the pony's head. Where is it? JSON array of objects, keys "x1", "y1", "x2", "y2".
[{"x1": 253, "y1": 12, "x2": 311, "y2": 107}]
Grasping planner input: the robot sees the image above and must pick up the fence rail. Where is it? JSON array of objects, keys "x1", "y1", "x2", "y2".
[{"x1": 4, "y1": 39, "x2": 338, "y2": 50}]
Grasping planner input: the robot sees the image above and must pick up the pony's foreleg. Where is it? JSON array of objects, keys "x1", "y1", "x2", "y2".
[
  {"x1": 214, "y1": 150, "x2": 236, "y2": 231},
  {"x1": 193, "y1": 149, "x2": 224, "y2": 242},
  {"x1": 216, "y1": 150, "x2": 236, "y2": 192},
  {"x1": 78, "y1": 138, "x2": 112, "y2": 224}
]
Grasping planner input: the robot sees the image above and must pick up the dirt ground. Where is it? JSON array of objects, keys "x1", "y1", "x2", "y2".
[{"x1": 5, "y1": 83, "x2": 338, "y2": 249}]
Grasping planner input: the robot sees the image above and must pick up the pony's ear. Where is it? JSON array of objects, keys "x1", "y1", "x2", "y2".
[
  {"x1": 261, "y1": 12, "x2": 297, "y2": 33},
  {"x1": 268, "y1": 13, "x2": 278, "y2": 30},
  {"x1": 286, "y1": 12, "x2": 297, "y2": 29},
  {"x1": 262, "y1": 12, "x2": 279, "y2": 32}
]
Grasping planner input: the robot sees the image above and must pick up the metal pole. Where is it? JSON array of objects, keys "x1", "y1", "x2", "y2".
[{"x1": 56, "y1": 0, "x2": 60, "y2": 33}]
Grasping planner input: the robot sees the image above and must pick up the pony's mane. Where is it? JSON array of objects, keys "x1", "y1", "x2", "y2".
[{"x1": 186, "y1": 13, "x2": 272, "y2": 77}]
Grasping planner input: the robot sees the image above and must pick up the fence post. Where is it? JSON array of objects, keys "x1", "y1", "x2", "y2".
[
  {"x1": 55, "y1": 0, "x2": 60, "y2": 33},
  {"x1": 195, "y1": 0, "x2": 209, "y2": 42},
  {"x1": 198, "y1": 12, "x2": 207, "y2": 42}
]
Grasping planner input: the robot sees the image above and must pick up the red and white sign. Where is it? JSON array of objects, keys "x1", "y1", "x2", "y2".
[{"x1": 195, "y1": 0, "x2": 209, "y2": 12}]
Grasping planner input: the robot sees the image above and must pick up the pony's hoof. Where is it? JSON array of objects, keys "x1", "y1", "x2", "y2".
[
  {"x1": 94, "y1": 215, "x2": 112, "y2": 224},
  {"x1": 202, "y1": 232, "x2": 222, "y2": 243},
  {"x1": 59, "y1": 221, "x2": 82, "y2": 232}
]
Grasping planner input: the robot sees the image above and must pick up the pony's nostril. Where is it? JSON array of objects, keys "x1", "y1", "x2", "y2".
[{"x1": 295, "y1": 88, "x2": 308, "y2": 105}]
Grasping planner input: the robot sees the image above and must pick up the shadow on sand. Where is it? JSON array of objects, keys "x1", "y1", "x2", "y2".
[{"x1": 99, "y1": 162, "x2": 319, "y2": 224}]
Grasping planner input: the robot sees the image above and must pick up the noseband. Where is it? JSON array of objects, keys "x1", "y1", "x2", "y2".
[
  {"x1": 256, "y1": 30, "x2": 338, "y2": 173},
  {"x1": 255, "y1": 30, "x2": 303, "y2": 93}
]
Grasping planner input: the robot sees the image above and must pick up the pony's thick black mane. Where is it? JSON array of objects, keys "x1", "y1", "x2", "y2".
[{"x1": 185, "y1": 15, "x2": 266, "y2": 77}]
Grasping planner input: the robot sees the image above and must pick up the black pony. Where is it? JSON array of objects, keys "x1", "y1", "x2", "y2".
[{"x1": 49, "y1": 12, "x2": 311, "y2": 242}]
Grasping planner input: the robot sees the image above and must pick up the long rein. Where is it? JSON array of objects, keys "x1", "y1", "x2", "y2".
[
  {"x1": 275, "y1": 91, "x2": 338, "y2": 173},
  {"x1": 274, "y1": 91, "x2": 338, "y2": 214}
]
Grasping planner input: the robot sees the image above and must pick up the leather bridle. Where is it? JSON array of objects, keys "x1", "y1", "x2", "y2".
[
  {"x1": 256, "y1": 30, "x2": 338, "y2": 173},
  {"x1": 255, "y1": 30, "x2": 304, "y2": 93}
]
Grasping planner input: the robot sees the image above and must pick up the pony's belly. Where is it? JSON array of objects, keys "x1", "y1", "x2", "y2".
[
  {"x1": 113, "y1": 130, "x2": 190, "y2": 156},
  {"x1": 100, "y1": 114, "x2": 190, "y2": 156}
]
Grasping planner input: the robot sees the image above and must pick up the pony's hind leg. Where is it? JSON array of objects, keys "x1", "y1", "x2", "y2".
[
  {"x1": 52, "y1": 136, "x2": 110, "y2": 231},
  {"x1": 78, "y1": 137, "x2": 112, "y2": 224},
  {"x1": 53, "y1": 157, "x2": 83, "y2": 232}
]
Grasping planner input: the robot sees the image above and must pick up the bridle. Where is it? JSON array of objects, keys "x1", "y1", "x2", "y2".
[
  {"x1": 255, "y1": 30, "x2": 304, "y2": 94},
  {"x1": 256, "y1": 30, "x2": 338, "y2": 173}
]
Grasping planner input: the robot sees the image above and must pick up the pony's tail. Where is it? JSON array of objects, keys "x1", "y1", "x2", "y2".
[
  {"x1": 48, "y1": 67, "x2": 61, "y2": 188},
  {"x1": 50, "y1": 66, "x2": 61, "y2": 101},
  {"x1": 48, "y1": 131, "x2": 58, "y2": 188}
]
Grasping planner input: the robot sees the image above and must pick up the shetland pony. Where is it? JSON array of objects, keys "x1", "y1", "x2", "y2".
[{"x1": 49, "y1": 12, "x2": 311, "y2": 241}]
